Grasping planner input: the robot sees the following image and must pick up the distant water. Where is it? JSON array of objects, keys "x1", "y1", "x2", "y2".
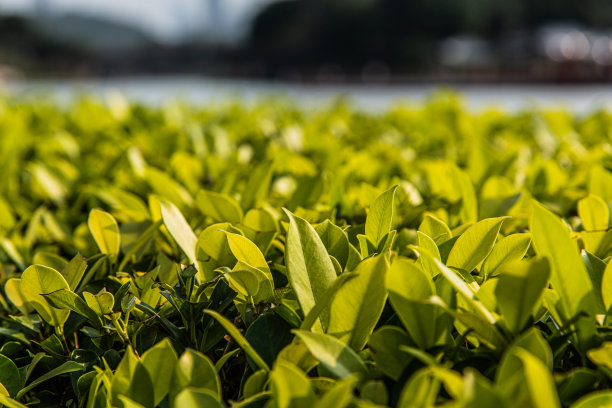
[{"x1": 4, "y1": 75, "x2": 612, "y2": 113}]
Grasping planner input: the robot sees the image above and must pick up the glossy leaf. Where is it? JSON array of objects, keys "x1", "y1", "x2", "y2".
[
  {"x1": 327, "y1": 253, "x2": 389, "y2": 351},
  {"x1": 161, "y1": 199, "x2": 198, "y2": 267},
  {"x1": 20, "y1": 265, "x2": 71, "y2": 327},
  {"x1": 365, "y1": 185, "x2": 397, "y2": 247},
  {"x1": 283, "y1": 209, "x2": 337, "y2": 332},
  {"x1": 495, "y1": 258, "x2": 550, "y2": 333},
  {"x1": 196, "y1": 189, "x2": 243, "y2": 223},
  {"x1": 530, "y1": 201, "x2": 598, "y2": 321},
  {"x1": 88, "y1": 208, "x2": 120, "y2": 255},
  {"x1": 292, "y1": 330, "x2": 367, "y2": 379},
  {"x1": 446, "y1": 216, "x2": 509, "y2": 273}
]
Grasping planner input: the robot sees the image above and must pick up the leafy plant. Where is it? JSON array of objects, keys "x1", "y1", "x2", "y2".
[{"x1": 0, "y1": 92, "x2": 612, "y2": 407}]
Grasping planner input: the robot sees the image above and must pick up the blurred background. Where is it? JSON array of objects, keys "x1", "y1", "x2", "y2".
[{"x1": 2, "y1": 0, "x2": 612, "y2": 108}]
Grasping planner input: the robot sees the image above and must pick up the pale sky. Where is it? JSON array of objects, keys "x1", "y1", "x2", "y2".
[{"x1": 0, "y1": 0, "x2": 275, "y2": 42}]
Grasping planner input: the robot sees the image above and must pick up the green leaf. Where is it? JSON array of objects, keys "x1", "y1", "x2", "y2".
[
  {"x1": 20, "y1": 265, "x2": 71, "y2": 327},
  {"x1": 16, "y1": 361, "x2": 84, "y2": 399},
  {"x1": 0, "y1": 395, "x2": 28, "y2": 408},
  {"x1": 481, "y1": 233, "x2": 531, "y2": 278},
  {"x1": 245, "y1": 314, "x2": 294, "y2": 371},
  {"x1": 4, "y1": 278, "x2": 33, "y2": 315},
  {"x1": 0, "y1": 355, "x2": 20, "y2": 397},
  {"x1": 369, "y1": 326, "x2": 412, "y2": 381},
  {"x1": 387, "y1": 258, "x2": 439, "y2": 349},
  {"x1": 571, "y1": 391, "x2": 612, "y2": 408},
  {"x1": 300, "y1": 273, "x2": 356, "y2": 332},
  {"x1": 365, "y1": 185, "x2": 397, "y2": 247},
  {"x1": 424, "y1": 252, "x2": 496, "y2": 325},
  {"x1": 589, "y1": 165, "x2": 612, "y2": 205},
  {"x1": 315, "y1": 220, "x2": 350, "y2": 269},
  {"x1": 174, "y1": 388, "x2": 224, "y2": 408},
  {"x1": 110, "y1": 347, "x2": 154, "y2": 408},
  {"x1": 204, "y1": 309, "x2": 270, "y2": 371},
  {"x1": 292, "y1": 330, "x2": 367, "y2": 379},
  {"x1": 270, "y1": 360, "x2": 317, "y2": 408},
  {"x1": 418, "y1": 214, "x2": 452, "y2": 245},
  {"x1": 283, "y1": 209, "x2": 337, "y2": 332},
  {"x1": 451, "y1": 164, "x2": 478, "y2": 224},
  {"x1": 578, "y1": 195, "x2": 609, "y2": 231},
  {"x1": 196, "y1": 189, "x2": 243, "y2": 223},
  {"x1": 602, "y1": 261, "x2": 612, "y2": 311},
  {"x1": 313, "y1": 377, "x2": 356, "y2": 408},
  {"x1": 530, "y1": 201, "x2": 598, "y2": 321},
  {"x1": 328, "y1": 254, "x2": 389, "y2": 351},
  {"x1": 141, "y1": 338, "x2": 178, "y2": 406},
  {"x1": 495, "y1": 258, "x2": 550, "y2": 333},
  {"x1": 161, "y1": 199, "x2": 198, "y2": 267},
  {"x1": 446, "y1": 216, "x2": 509, "y2": 274},
  {"x1": 83, "y1": 290, "x2": 115, "y2": 316},
  {"x1": 225, "y1": 232, "x2": 270, "y2": 273},
  {"x1": 42, "y1": 289, "x2": 103, "y2": 329},
  {"x1": 241, "y1": 160, "x2": 274, "y2": 211},
  {"x1": 88, "y1": 208, "x2": 120, "y2": 255},
  {"x1": 196, "y1": 222, "x2": 235, "y2": 281},
  {"x1": 170, "y1": 349, "x2": 220, "y2": 402},
  {"x1": 60, "y1": 253, "x2": 87, "y2": 291},
  {"x1": 515, "y1": 348, "x2": 561, "y2": 408}
]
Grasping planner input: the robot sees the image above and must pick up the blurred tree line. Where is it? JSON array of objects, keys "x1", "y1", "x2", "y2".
[{"x1": 250, "y1": 0, "x2": 612, "y2": 73}]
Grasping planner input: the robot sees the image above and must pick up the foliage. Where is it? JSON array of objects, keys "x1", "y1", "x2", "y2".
[{"x1": 0, "y1": 92, "x2": 612, "y2": 407}]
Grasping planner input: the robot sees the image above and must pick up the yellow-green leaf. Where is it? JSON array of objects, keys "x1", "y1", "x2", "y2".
[
  {"x1": 20, "y1": 265, "x2": 70, "y2": 327},
  {"x1": 578, "y1": 194, "x2": 609, "y2": 231},
  {"x1": 446, "y1": 217, "x2": 509, "y2": 273},
  {"x1": 88, "y1": 208, "x2": 120, "y2": 255}
]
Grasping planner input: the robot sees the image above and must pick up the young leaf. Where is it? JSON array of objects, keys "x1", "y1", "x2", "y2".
[
  {"x1": 83, "y1": 290, "x2": 115, "y2": 316},
  {"x1": 315, "y1": 220, "x2": 350, "y2": 269},
  {"x1": 225, "y1": 232, "x2": 270, "y2": 273},
  {"x1": 419, "y1": 214, "x2": 452, "y2": 245},
  {"x1": 515, "y1": 348, "x2": 561, "y2": 408},
  {"x1": 446, "y1": 216, "x2": 509, "y2": 274},
  {"x1": 530, "y1": 201, "x2": 598, "y2": 321},
  {"x1": 196, "y1": 190, "x2": 243, "y2": 224},
  {"x1": 241, "y1": 160, "x2": 274, "y2": 211},
  {"x1": 161, "y1": 199, "x2": 197, "y2": 267},
  {"x1": 283, "y1": 209, "x2": 337, "y2": 332},
  {"x1": 365, "y1": 185, "x2": 398, "y2": 247},
  {"x1": 578, "y1": 195, "x2": 609, "y2": 231},
  {"x1": 60, "y1": 253, "x2": 87, "y2": 291},
  {"x1": 141, "y1": 338, "x2": 178, "y2": 406},
  {"x1": 174, "y1": 388, "x2": 224, "y2": 408},
  {"x1": 43, "y1": 289, "x2": 103, "y2": 328},
  {"x1": 110, "y1": 347, "x2": 154, "y2": 408},
  {"x1": 4, "y1": 278, "x2": 33, "y2": 315},
  {"x1": 481, "y1": 233, "x2": 531, "y2": 278},
  {"x1": 327, "y1": 253, "x2": 389, "y2": 351},
  {"x1": 495, "y1": 258, "x2": 550, "y2": 334},
  {"x1": 313, "y1": 376, "x2": 356, "y2": 408},
  {"x1": 387, "y1": 258, "x2": 445, "y2": 349},
  {"x1": 602, "y1": 261, "x2": 612, "y2": 311},
  {"x1": 88, "y1": 208, "x2": 120, "y2": 255},
  {"x1": 292, "y1": 330, "x2": 367, "y2": 379},
  {"x1": 571, "y1": 392, "x2": 612, "y2": 408},
  {"x1": 270, "y1": 360, "x2": 317, "y2": 408},
  {"x1": 20, "y1": 265, "x2": 71, "y2": 327},
  {"x1": 170, "y1": 349, "x2": 220, "y2": 402}
]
